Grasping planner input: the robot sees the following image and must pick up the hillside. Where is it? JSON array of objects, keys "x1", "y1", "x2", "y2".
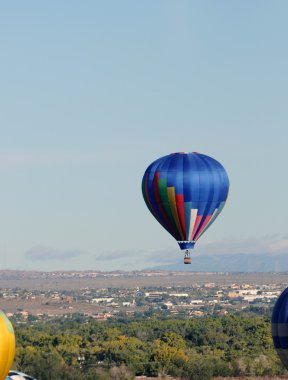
[{"x1": 149, "y1": 253, "x2": 288, "y2": 272}]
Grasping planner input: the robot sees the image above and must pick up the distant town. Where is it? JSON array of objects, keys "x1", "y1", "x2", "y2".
[{"x1": 0, "y1": 270, "x2": 286, "y2": 325}]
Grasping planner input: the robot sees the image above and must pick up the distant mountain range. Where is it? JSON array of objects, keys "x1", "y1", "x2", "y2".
[{"x1": 148, "y1": 253, "x2": 288, "y2": 272}]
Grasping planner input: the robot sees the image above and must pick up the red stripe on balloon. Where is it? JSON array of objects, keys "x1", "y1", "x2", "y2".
[
  {"x1": 194, "y1": 215, "x2": 212, "y2": 240},
  {"x1": 175, "y1": 194, "x2": 186, "y2": 238},
  {"x1": 190, "y1": 215, "x2": 202, "y2": 240}
]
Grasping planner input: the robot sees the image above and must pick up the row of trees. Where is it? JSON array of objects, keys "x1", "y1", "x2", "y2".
[{"x1": 13, "y1": 315, "x2": 284, "y2": 380}]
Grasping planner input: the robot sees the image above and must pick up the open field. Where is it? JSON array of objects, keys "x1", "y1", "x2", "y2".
[{"x1": 0, "y1": 270, "x2": 287, "y2": 290}]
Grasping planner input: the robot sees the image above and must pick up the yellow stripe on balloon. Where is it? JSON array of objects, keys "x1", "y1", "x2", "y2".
[
  {"x1": 0, "y1": 311, "x2": 15, "y2": 380},
  {"x1": 167, "y1": 187, "x2": 184, "y2": 240}
]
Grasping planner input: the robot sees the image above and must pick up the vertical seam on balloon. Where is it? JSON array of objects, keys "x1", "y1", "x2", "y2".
[
  {"x1": 143, "y1": 172, "x2": 176, "y2": 238},
  {"x1": 167, "y1": 187, "x2": 185, "y2": 240},
  {"x1": 182, "y1": 155, "x2": 190, "y2": 240},
  {"x1": 192, "y1": 155, "x2": 214, "y2": 239},
  {"x1": 184, "y1": 202, "x2": 191, "y2": 240},
  {"x1": 154, "y1": 172, "x2": 179, "y2": 239},
  {"x1": 188, "y1": 208, "x2": 198, "y2": 241},
  {"x1": 194, "y1": 155, "x2": 219, "y2": 241},
  {"x1": 188, "y1": 154, "x2": 201, "y2": 240},
  {"x1": 195, "y1": 156, "x2": 228, "y2": 241},
  {"x1": 175, "y1": 194, "x2": 186, "y2": 240},
  {"x1": 177, "y1": 153, "x2": 186, "y2": 239},
  {"x1": 163, "y1": 154, "x2": 183, "y2": 240},
  {"x1": 157, "y1": 153, "x2": 183, "y2": 240}
]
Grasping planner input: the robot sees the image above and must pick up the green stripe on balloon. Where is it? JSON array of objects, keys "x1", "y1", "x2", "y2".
[{"x1": 158, "y1": 179, "x2": 178, "y2": 236}]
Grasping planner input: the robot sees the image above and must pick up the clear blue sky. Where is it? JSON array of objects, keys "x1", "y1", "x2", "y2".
[{"x1": 0, "y1": 1, "x2": 287, "y2": 270}]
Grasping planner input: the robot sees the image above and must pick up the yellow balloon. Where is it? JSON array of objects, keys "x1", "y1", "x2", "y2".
[{"x1": 0, "y1": 311, "x2": 15, "y2": 380}]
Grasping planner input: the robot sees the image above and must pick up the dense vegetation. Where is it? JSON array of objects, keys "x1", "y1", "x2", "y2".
[{"x1": 13, "y1": 315, "x2": 285, "y2": 380}]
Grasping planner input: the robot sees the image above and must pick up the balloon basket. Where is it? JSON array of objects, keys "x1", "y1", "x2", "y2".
[{"x1": 184, "y1": 250, "x2": 191, "y2": 264}]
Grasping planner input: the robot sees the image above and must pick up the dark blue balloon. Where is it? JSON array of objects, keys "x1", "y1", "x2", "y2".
[{"x1": 271, "y1": 287, "x2": 288, "y2": 369}]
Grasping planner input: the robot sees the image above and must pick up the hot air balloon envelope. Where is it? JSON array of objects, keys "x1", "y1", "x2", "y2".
[
  {"x1": 0, "y1": 311, "x2": 15, "y2": 380},
  {"x1": 142, "y1": 152, "x2": 229, "y2": 261},
  {"x1": 271, "y1": 287, "x2": 288, "y2": 370}
]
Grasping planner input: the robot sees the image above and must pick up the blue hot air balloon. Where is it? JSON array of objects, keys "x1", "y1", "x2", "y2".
[
  {"x1": 271, "y1": 287, "x2": 288, "y2": 370},
  {"x1": 142, "y1": 152, "x2": 229, "y2": 264}
]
